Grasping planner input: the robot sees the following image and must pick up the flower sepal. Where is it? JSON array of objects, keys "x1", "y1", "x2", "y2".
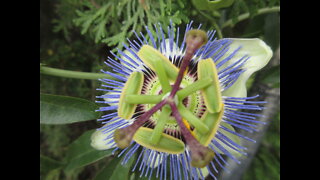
[{"x1": 133, "y1": 127, "x2": 185, "y2": 154}]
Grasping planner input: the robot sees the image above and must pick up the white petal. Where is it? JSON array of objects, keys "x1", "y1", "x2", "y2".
[
  {"x1": 103, "y1": 91, "x2": 120, "y2": 106},
  {"x1": 218, "y1": 38, "x2": 273, "y2": 98},
  {"x1": 162, "y1": 39, "x2": 182, "y2": 58},
  {"x1": 91, "y1": 119, "x2": 133, "y2": 150},
  {"x1": 90, "y1": 127, "x2": 116, "y2": 150}
]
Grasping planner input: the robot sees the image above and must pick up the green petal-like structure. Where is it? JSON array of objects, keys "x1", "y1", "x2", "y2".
[
  {"x1": 138, "y1": 45, "x2": 179, "y2": 81},
  {"x1": 133, "y1": 127, "x2": 185, "y2": 154},
  {"x1": 197, "y1": 58, "x2": 222, "y2": 113},
  {"x1": 194, "y1": 105, "x2": 224, "y2": 146},
  {"x1": 118, "y1": 71, "x2": 144, "y2": 120}
]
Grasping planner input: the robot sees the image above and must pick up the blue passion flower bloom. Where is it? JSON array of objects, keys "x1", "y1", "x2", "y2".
[{"x1": 91, "y1": 21, "x2": 272, "y2": 180}]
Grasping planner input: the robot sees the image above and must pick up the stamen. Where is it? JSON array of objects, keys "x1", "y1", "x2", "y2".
[
  {"x1": 197, "y1": 58, "x2": 222, "y2": 113},
  {"x1": 177, "y1": 104, "x2": 209, "y2": 134},
  {"x1": 114, "y1": 99, "x2": 167, "y2": 148},
  {"x1": 169, "y1": 102, "x2": 214, "y2": 168}
]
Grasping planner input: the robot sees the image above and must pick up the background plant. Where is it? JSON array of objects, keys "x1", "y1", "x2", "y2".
[{"x1": 40, "y1": 0, "x2": 280, "y2": 179}]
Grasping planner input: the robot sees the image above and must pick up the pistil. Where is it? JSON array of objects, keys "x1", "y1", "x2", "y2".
[
  {"x1": 169, "y1": 102, "x2": 214, "y2": 168},
  {"x1": 169, "y1": 30, "x2": 208, "y2": 98},
  {"x1": 114, "y1": 29, "x2": 214, "y2": 167},
  {"x1": 114, "y1": 99, "x2": 167, "y2": 148}
]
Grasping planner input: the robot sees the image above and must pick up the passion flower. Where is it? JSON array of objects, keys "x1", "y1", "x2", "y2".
[{"x1": 92, "y1": 21, "x2": 272, "y2": 180}]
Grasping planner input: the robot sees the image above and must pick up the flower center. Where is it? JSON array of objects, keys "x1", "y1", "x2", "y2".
[
  {"x1": 136, "y1": 64, "x2": 205, "y2": 139},
  {"x1": 113, "y1": 30, "x2": 217, "y2": 168}
]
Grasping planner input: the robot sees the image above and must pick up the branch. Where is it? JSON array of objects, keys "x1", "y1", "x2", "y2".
[
  {"x1": 221, "y1": 6, "x2": 280, "y2": 29},
  {"x1": 40, "y1": 65, "x2": 116, "y2": 80}
]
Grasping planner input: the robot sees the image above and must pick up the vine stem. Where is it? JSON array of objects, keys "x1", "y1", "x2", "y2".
[
  {"x1": 40, "y1": 65, "x2": 116, "y2": 80},
  {"x1": 221, "y1": 6, "x2": 280, "y2": 29}
]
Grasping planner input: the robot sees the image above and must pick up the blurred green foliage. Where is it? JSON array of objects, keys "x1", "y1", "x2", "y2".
[
  {"x1": 40, "y1": 0, "x2": 279, "y2": 179},
  {"x1": 242, "y1": 112, "x2": 280, "y2": 180}
]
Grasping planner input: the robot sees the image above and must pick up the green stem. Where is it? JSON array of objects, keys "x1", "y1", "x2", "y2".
[
  {"x1": 150, "y1": 106, "x2": 171, "y2": 145},
  {"x1": 177, "y1": 77, "x2": 213, "y2": 100},
  {"x1": 153, "y1": 60, "x2": 172, "y2": 93},
  {"x1": 125, "y1": 95, "x2": 164, "y2": 104},
  {"x1": 177, "y1": 104, "x2": 209, "y2": 134},
  {"x1": 221, "y1": 6, "x2": 280, "y2": 29},
  {"x1": 198, "y1": 10, "x2": 223, "y2": 39},
  {"x1": 40, "y1": 66, "x2": 116, "y2": 80}
]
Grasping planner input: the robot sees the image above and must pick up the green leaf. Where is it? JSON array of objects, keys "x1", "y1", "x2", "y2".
[
  {"x1": 64, "y1": 130, "x2": 113, "y2": 172},
  {"x1": 109, "y1": 153, "x2": 136, "y2": 180},
  {"x1": 241, "y1": 15, "x2": 266, "y2": 38},
  {"x1": 65, "y1": 130, "x2": 96, "y2": 161},
  {"x1": 65, "y1": 150, "x2": 113, "y2": 172},
  {"x1": 264, "y1": 13, "x2": 280, "y2": 51},
  {"x1": 40, "y1": 155, "x2": 64, "y2": 175},
  {"x1": 93, "y1": 156, "x2": 122, "y2": 180},
  {"x1": 40, "y1": 93, "x2": 101, "y2": 124},
  {"x1": 94, "y1": 152, "x2": 136, "y2": 180},
  {"x1": 44, "y1": 169, "x2": 61, "y2": 180},
  {"x1": 260, "y1": 65, "x2": 280, "y2": 86},
  {"x1": 94, "y1": 19, "x2": 107, "y2": 43}
]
